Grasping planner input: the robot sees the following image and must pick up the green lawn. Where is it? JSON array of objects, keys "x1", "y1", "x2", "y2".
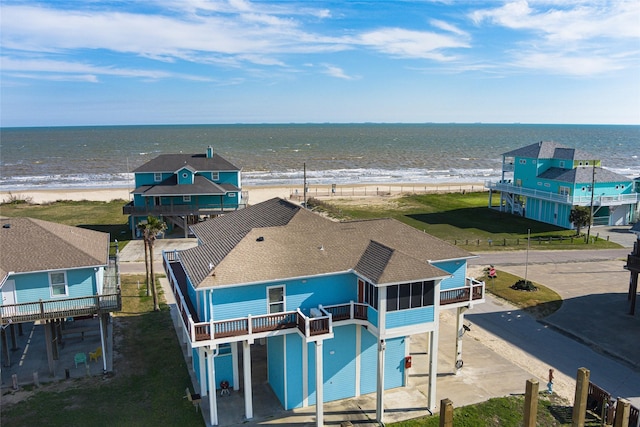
[
  {"x1": 310, "y1": 192, "x2": 621, "y2": 251},
  {"x1": 1, "y1": 275, "x2": 204, "y2": 427},
  {"x1": 389, "y1": 393, "x2": 603, "y2": 427},
  {"x1": 480, "y1": 269, "x2": 563, "y2": 318}
]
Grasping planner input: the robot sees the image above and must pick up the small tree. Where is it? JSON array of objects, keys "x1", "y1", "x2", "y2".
[
  {"x1": 137, "y1": 216, "x2": 167, "y2": 311},
  {"x1": 569, "y1": 206, "x2": 591, "y2": 235}
]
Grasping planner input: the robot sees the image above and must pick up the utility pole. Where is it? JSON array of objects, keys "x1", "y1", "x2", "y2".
[
  {"x1": 586, "y1": 163, "x2": 595, "y2": 244},
  {"x1": 303, "y1": 162, "x2": 307, "y2": 208}
]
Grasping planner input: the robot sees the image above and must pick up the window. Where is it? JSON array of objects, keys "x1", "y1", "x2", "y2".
[
  {"x1": 559, "y1": 186, "x2": 570, "y2": 196},
  {"x1": 359, "y1": 279, "x2": 378, "y2": 309},
  {"x1": 387, "y1": 281, "x2": 435, "y2": 312},
  {"x1": 211, "y1": 172, "x2": 219, "y2": 181},
  {"x1": 519, "y1": 159, "x2": 526, "y2": 165},
  {"x1": 154, "y1": 173, "x2": 162, "y2": 182},
  {"x1": 559, "y1": 161, "x2": 565, "y2": 168},
  {"x1": 183, "y1": 195, "x2": 191, "y2": 202},
  {"x1": 182, "y1": 172, "x2": 189, "y2": 179},
  {"x1": 228, "y1": 193, "x2": 236, "y2": 198},
  {"x1": 267, "y1": 286, "x2": 285, "y2": 313},
  {"x1": 50, "y1": 271, "x2": 68, "y2": 296}
]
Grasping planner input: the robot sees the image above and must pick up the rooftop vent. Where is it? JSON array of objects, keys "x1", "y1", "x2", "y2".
[
  {"x1": 2, "y1": 224, "x2": 10, "y2": 229},
  {"x1": 256, "y1": 236, "x2": 264, "y2": 242}
]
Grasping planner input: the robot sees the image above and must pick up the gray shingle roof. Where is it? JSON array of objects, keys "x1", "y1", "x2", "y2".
[
  {"x1": 538, "y1": 167, "x2": 632, "y2": 184},
  {"x1": 0, "y1": 217, "x2": 109, "y2": 284},
  {"x1": 503, "y1": 141, "x2": 593, "y2": 160},
  {"x1": 132, "y1": 152, "x2": 240, "y2": 173},
  {"x1": 178, "y1": 198, "x2": 472, "y2": 288}
]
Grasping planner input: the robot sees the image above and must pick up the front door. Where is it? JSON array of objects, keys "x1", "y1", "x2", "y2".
[{"x1": 2, "y1": 279, "x2": 16, "y2": 305}]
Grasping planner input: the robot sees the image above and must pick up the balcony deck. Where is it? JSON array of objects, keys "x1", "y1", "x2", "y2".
[
  {"x1": 123, "y1": 201, "x2": 247, "y2": 216},
  {"x1": 486, "y1": 180, "x2": 639, "y2": 207},
  {"x1": 0, "y1": 293, "x2": 121, "y2": 326},
  {"x1": 440, "y1": 278, "x2": 485, "y2": 307}
]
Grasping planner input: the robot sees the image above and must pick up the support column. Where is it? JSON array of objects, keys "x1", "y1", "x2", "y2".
[
  {"x1": 355, "y1": 326, "x2": 361, "y2": 396},
  {"x1": 243, "y1": 340, "x2": 253, "y2": 420},
  {"x1": 302, "y1": 340, "x2": 308, "y2": 407},
  {"x1": 99, "y1": 314, "x2": 108, "y2": 373},
  {"x1": 455, "y1": 307, "x2": 466, "y2": 374},
  {"x1": 231, "y1": 342, "x2": 240, "y2": 391},
  {"x1": 376, "y1": 339, "x2": 386, "y2": 423},
  {"x1": 207, "y1": 348, "x2": 218, "y2": 426},
  {"x1": 523, "y1": 379, "x2": 539, "y2": 427},
  {"x1": 44, "y1": 321, "x2": 55, "y2": 376},
  {"x1": 428, "y1": 325, "x2": 439, "y2": 410},
  {"x1": 198, "y1": 348, "x2": 207, "y2": 397},
  {"x1": 315, "y1": 341, "x2": 324, "y2": 427},
  {"x1": 51, "y1": 321, "x2": 59, "y2": 361}
]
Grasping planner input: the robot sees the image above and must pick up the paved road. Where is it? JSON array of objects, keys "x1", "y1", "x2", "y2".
[
  {"x1": 466, "y1": 245, "x2": 640, "y2": 408},
  {"x1": 467, "y1": 295, "x2": 640, "y2": 407}
]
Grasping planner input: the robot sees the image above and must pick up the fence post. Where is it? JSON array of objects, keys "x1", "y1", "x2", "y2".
[
  {"x1": 572, "y1": 367, "x2": 590, "y2": 427},
  {"x1": 523, "y1": 378, "x2": 539, "y2": 427},
  {"x1": 439, "y1": 398, "x2": 454, "y2": 427},
  {"x1": 613, "y1": 398, "x2": 630, "y2": 427}
]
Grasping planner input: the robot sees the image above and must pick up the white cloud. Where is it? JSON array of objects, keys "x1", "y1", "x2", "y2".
[
  {"x1": 358, "y1": 28, "x2": 469, "y2": 61},
  {"x1": 320, "y1": 64, "x2": 357, "y2": 80},
  {"x1": 0, "y1": 56, "x2": 212, "y2": 81}
]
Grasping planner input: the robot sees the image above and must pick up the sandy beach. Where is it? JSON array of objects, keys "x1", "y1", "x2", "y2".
[{"x1": 0, "y1": 182, "x2": 486, "y2": 206}]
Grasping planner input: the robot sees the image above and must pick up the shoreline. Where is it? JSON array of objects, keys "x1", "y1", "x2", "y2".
[{"x1": 0, "y1": 182, "x2": 486, "y2": 206}]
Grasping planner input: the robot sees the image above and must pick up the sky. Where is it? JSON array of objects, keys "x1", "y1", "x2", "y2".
[{"x1": 1, "y1": 0, "x2": 639, "y2": 127}]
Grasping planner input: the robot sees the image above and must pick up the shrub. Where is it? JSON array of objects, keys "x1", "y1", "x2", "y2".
[
  {"x1": 511, "y1": 279, "x2": 537, "y2": 291},
  {"x1": 1, "y1": 192, "x2": 33, "y2": 205}
]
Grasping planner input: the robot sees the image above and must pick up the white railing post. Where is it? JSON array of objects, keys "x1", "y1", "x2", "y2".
[
  {"x1": 305, "y1": 317, "x2": 310, "y2": 338},
  {"x1": 247, "y1": 314, "x2": 252, "y2": 335},
  {"x1": 189, "y1": 318, "x2": 196, "y2": 342},
  {"x1": 210, "y1": 318, "x2": 214, "y2": 340},
  {"x1": 350, "y1": 300, "x2": 354, "y2": 319}
]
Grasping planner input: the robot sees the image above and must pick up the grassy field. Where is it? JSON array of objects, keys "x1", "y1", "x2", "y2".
[
  {"x1": 310, "y1": 192, "x2": 621, "y2": 251},
  {"x1": 1, "y1": 275, "x2": 204, "y2": 427}
]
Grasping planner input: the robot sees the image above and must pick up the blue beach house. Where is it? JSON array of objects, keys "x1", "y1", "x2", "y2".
[
  {"x1": 123, "y1": 146, "x2": 246, "y2": 238},
  {"x1": 486, "y1": 141, "x2": 640, "y2": 228},
  {"x1": 162, "y1": 198, "x2": 485, "y2": 426},
  {"x1": 0, "y1": 217, "x2": 120, "y2": 375}
]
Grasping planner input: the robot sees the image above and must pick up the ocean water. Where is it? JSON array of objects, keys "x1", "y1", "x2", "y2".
[{"x1": 1, "y1": 123, "x2": 639, "y2": 191}]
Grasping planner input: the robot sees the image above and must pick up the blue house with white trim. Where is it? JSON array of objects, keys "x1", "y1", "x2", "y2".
[
  {"x1": 162, "y1": 198, "x2": 484, "y2": 426},
  {"x1": 0, "y1": 217, "x2": 120, "y2": 375},
  {"x1": 486, "y1": 141, "x2": 640, "y2": 228},
  {"x1": 123, "y1": 146, "x2": 246, "y2": 238}
]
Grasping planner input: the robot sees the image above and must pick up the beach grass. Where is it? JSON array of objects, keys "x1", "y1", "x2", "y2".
[
  {"x1": 312, "y1": 192, "x2": 621, "y2": 250},
  {"x1": 0, "y1": 275, "x2": 203, "y2": 427}
]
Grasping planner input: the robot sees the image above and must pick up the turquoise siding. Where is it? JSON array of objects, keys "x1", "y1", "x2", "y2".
[
  {"x1": 360, "y1": 326, "x2": 378, "y2": 395},
  {"x1": 386, "y1": 306, "x2": 434, "y2": 329},
  {"x1": 218, "y1": 171, "x2": 240, "y2": 187},
  {"x1": 367, "y1": 306, "x2": 379, "y2": 328},
  {"x1": 268, "y1": 335, "x2": 286, "y2": 408},
  {"x1": 384, "y1": 336, "x2": 405, "y2": 389},
  {"x1": 212, "y1": 285, "x2": 267, "y2": 320},
  {"x1": 433, "y1": 260, "x2": 466, "y2": 290},
  {"x1": 177, "y1": 168, "x2": 194, "y2": 184},
  {"x1": 215, "y1": 348, "x2": 234, "y2": 389},
  {"x1": 286, "y1": 274, "x2": 354, "y2": 313},
  {"x1": 210, "y1": 273, "x2": 356, "y2": 321},
  {"x1": 322, "y1": 324, "x2": 357, "y2": 403},
  {"x1": 13, "y1": 269, "x2": 95, "y2": 304},
  {"x1": 285, "y1": 334, "x2": 304, "y2": 409}
]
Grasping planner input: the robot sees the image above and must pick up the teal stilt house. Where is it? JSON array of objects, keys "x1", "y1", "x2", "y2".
[{"x1": 486, "y1": 141, "x2": 640, "y2": 228}]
